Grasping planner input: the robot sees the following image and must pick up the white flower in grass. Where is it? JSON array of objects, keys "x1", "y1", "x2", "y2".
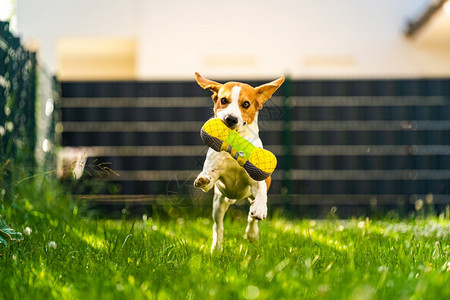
[
  {"x1": 444, "y1": 261, "x2": 450, "y2": 272},
  {"x1": 377, "y1": 266, "x2": 388, "y2": 273},
  {"x1": 48, "y1": 241, "x2": 57, "y2": 249},
  {"x1": 24, "y1": 227, "x2": 32, "y2": 236},
  {"x1": 357, "y1": 221, "x2": 365, "y2": 229}
]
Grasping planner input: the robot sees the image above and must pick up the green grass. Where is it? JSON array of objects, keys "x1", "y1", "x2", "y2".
[{"x1": 1, "y1": 178, "x2": 449, "y2": 299}]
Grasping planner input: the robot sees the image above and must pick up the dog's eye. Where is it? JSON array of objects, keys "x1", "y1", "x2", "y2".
[
  {"x1": 221, "y1": 98, "x2": 228, "y2": 105},
  {"x1": 242, "y1": 101, "x2": 250, "y2": 109}
]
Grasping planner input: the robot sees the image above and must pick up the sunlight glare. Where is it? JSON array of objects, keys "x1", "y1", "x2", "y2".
[
  {"x1": 444, "y1": 1, "x2": 450, "y2": 16},
  {"x1": 0, "y1": 0, "x2": 14, "y2": 21}
]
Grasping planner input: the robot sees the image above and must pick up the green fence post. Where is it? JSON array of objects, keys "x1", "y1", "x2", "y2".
[
  {"x1": 0, "y1": 22, "x2": 6, "y2": 156},
  {"x1": 28, "y1": 51, "x2": 37, "y2": 171},
  {"x1": 282, "y1": 76, "x2": 292, "y2": 210}
]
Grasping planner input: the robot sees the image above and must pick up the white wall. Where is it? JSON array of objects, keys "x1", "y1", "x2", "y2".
[
  {"x1": 16, "y1": 0, "x2": 450, "y2": 80},
  {"x1": 16, "y1": 0, "x2": 140, "y2": 71}
]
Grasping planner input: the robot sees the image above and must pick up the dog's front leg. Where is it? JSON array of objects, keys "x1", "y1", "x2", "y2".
[
  {"x1": 193, "y1": 149, "x2": 221, "y2": 192},
  {"x1": 193, "y1": 170, "x2": 217, "y2": 192},
  {"x1": 245, "y1": 180, "x2": 267, "y2": 242},
  {"x1": 249, "y1": 180, "x2": 268, "y2": 220}
]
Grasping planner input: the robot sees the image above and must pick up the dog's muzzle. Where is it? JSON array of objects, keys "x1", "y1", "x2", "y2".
[{"x1": 224, "y1": 115, "x2": 238, "y2": 129}]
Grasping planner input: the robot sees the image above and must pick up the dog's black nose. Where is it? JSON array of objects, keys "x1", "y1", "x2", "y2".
[{"x1": 224, "y1": 115, "x2": 238, "y2": 128}]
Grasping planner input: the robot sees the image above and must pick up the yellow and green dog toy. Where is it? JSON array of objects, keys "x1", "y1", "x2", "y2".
[{"x1": 200, "y1": 118, "x2": 277, "y2": 181}]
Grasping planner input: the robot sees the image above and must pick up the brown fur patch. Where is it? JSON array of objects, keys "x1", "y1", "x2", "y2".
[{"x1": 265, "y1": 176, "x2": 272, "y2": 190}]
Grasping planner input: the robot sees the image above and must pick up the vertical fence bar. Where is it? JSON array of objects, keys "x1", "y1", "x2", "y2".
[
  {"x1": 0, "y1": 23, "x2": 6, "y2": 151},
  {"x1": 281, "y1": 76, "x2": 292, "y2": 210}
]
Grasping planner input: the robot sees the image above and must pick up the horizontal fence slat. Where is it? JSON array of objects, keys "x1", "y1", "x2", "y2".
[
  {"x1": 61, "y1": 97, "x2": 212, "y2": 108},
  {"x1": 62, "y1": 145, "x2": 450, "y2": 157},
  {"x1": 288, "y1": 145, "x2": 450, "y2": 156},
  {"x1": 107, "y1": 170, "x2": 197, "y2": 181},
  {"x1": 269, "y1": 194, "x2": 450, "y2": 205},
  {"x1": 61, "y1": 120, "x2": 450, "y2": 132},
  {"x1": 288, "y1": 96, "x2": 448, "y2": 107},
  {"x1": 75, "y1": 194, "x2": 450, "y2": 205},
  {"x1": 102, "y1": 169, "x2": 450, "y2": 181},
  {"x1": 288, "y1": 121, "x2": 450, "y2": 131},
  {"x1": 64, "y1": 146, "x2": 208, "y2": 157},
  {"x1": 62, "y1": 96, "x2": 448, "y2": 108},
  {"x1": 287, "y1": 170, "x2": 450, "y2": 180},
  {"x1": 62, "y1": 121, "x2": 203, "y2": 132}
]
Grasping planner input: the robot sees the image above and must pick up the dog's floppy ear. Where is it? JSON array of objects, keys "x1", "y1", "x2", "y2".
[
  {"x1": 254, "y1": 75, "x2": 285, "y2": 108},
  {"x1": 195, "y1": 72, "x2": 223, "y2": 102}
]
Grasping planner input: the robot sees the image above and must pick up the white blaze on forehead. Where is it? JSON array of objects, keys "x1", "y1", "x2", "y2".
[
  {"x1": 228, "y1": 85, "x2": 243, "y2": 121},
  {"x1": 217, "y1": 85, "x2": 244, "y2": 125},
  {"x1": 231, "y1": 85, "x2": 241, "y2": 103}
]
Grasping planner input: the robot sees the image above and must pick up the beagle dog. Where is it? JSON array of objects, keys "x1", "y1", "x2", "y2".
[{"x1": 193, "y1": 73, "x2": 284, "y2": 252}]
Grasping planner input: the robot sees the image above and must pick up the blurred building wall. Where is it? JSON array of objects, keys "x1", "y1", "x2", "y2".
[{"x1": 16, "y1": 0, "x2": 450, "y2": 80}]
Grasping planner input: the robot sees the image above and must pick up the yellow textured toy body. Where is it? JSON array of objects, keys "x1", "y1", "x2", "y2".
[{"x1": 200, "y1": 118, "x2": 277, "y2": 181}]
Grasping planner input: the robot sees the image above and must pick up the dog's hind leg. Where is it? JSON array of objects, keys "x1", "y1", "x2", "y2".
[
  {"x1": 211, "y1": 188, "x2": 230, "y2": 252},
  {"x1": 245, "y1": 210, "x2": 259, "y2": 242}
]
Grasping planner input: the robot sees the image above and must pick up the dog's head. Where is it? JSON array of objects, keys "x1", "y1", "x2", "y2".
[{"x1": 195, "y1": 73, "x2": 285, "y2": 130}]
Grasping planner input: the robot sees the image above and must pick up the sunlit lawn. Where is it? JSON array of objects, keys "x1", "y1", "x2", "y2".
[{"x1": 1, "y1": 193, "x2": 449, "y2": 300}]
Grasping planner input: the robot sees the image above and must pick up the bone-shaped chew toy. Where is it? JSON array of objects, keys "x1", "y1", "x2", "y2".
[{"x1": 200, "y1": 118, "x2": 277, "y2": 181}]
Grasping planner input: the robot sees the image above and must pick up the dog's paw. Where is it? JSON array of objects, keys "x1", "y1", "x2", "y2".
[
  {"x1": 194, "y1": 175, "x2": 213, "y2": 192},
  {"x1": 194, "y1": 175, "x2": 210, "y2": 187},
  {"x1": 210, "y1": 243, "x2": 223, "y2": 253},
  {"x1": 249, "y1": 201, "x2": 267, "y2": 220},
  {"x1": 244, "y1": 225, "x2": 259, "y2": 242}
]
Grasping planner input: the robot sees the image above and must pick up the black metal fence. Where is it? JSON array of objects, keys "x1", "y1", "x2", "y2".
[
  {"x1": 0, "y1": 21, "x2": 59, "y2": 186},
  {"x1": 60, "y1": 78, "x2": 450, "y2": 212}
]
